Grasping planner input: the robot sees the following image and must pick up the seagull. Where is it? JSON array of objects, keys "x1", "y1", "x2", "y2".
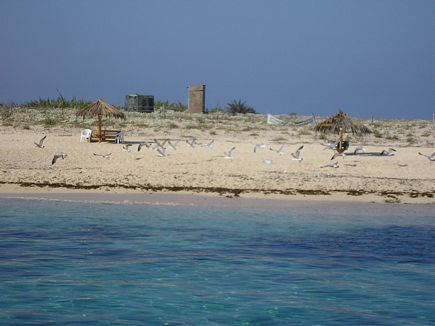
[
  {"x1": 253, "y1": 143, "x2": 266, "y2": 153},
  {"x1": 263, "y1": 159, "x2": 273, "y2": 165},
  {"x1": 322, "y1": 142, "x2": 336, "y2": 150},
  {"x1": 122, "y1": 144, "x2": 132, "y2": 152},
  {"x1": 153, "y1": 139, "x2": 167, "y2": 149},
  {"x1": 353, "y1": 145, "x2": 366, "y2": 154},
  {"x1": 224, "y1": 146, "x2": 235, "y2": 159},
  {"x1": 291, "y1": 145, "x2": 304, "y2": 162},
  {"x1": 167, "y1": 140, "x2": 179, "y2": 150},
  {"x1": 34, "y1": 135, "x2": 47, "y2": 148},
  {"x1": 186, "y1": 137, "x2": 197, "y2": 148},
  {"x1": 418, "y1": 152, "x2": 435, "y2": 161},
  {"x1": 138, "y1": 142, "x2": 151, "y2": 152},
  {"x1": 380, "y1": 148, "x2": 396, "y2": 156},
  {"x1": 270, "y1": 144, "x2": 285, "y2": 155},
  {"x1": 156, "y1": 147, "x2": 167, "y2": 157},
  {"x1": 321, "y1": 161, "x2": 339, "y2": 168},
  {"x1": 205, "y1": 140, "x2": 215, "y2": 148},
  {"x1": 52, "y1": 153, "x2": 67, "y2": 165},
  {"x1": 331, "y1": 152, "x2": 346, "y2": 160},
  {"x1": 93, "y1": 153, "x2": 112, "y2": 159}
]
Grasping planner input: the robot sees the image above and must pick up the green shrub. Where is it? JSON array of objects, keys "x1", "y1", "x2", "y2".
[
  {"x1": 373, "y1": 130, "x2": 383, "y2": 138},
  {"x1": 43, "y1": 117, "x2": 57, "y2": 126}
]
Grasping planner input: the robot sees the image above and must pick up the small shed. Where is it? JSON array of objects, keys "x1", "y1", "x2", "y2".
[{"x1": 124, "y1": 94, "x2": 154, "y2": 113}]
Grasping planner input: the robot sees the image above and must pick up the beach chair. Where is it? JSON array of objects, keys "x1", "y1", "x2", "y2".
[
  {"x1": 115, "y1": 131, "x2": 125, "y2": 144},
  {"x1": 80, "y1": 129, "x2": 92, "y2": 142}
]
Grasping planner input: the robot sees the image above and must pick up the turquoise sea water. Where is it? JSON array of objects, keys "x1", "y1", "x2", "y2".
[{"x1": 0, "y1": 199, "x2": 434, "y2": 325}]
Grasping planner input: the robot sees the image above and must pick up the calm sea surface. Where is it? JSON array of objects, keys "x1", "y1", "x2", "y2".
[{"x1": 0, "y1": 198, "x2": 434, "y2": 325}]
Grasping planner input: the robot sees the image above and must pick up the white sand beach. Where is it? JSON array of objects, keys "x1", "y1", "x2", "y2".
[{"x1": 0, "y1": 113, "x2": 434, "y2": 205}]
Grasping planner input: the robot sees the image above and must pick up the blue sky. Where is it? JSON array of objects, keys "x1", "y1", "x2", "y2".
[{"x1": 0, "y1": 0, "x2": 433, "y2": 119}]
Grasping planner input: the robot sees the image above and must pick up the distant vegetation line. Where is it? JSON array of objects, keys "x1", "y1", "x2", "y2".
[{"x1": 0, "y1": 97, "x2": 257, "y2": 115}]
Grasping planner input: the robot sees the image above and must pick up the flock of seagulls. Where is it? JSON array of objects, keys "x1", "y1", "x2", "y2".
[
  {"x1": 325, "y1": 141, "x2": 399, "y2": 160},
  {"x1": 33, "y1": 135, "x2": 434, "y2": 171},
  {"x1": 34, "y1": 135, "x2": 67, "y2": 165}
]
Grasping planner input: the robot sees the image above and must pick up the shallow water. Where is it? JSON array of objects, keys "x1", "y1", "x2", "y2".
[{"x1": 0, "y1": 199, "x2": 434, "y2": 325}]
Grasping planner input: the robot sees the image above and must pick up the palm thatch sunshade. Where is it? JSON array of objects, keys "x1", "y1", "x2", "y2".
[
  {"x1": 314, "y1": 110, "x2": 371, "y2": 136},
  {"x1": 315, "y1": 110, "x2": 371, "y2": 153},
  {"x1": 76, "y1": 99, "x2": 126, "y2": 142}
]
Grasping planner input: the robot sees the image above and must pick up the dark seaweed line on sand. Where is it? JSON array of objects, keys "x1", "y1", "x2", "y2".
[{"x1": 1, "y1": 181, "x2": 433, "y2": 199}]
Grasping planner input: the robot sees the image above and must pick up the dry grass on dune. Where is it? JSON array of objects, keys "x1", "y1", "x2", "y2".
[{"x1": 1, "y1": 106, "x2": 434, "y2": 147}]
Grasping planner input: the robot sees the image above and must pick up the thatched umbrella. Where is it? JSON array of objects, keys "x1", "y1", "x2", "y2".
[
  {"x1": 315, "y1": 110, "x2": 372, "y2": 152},
  {"x1": 315, "y1": 110, "x2": 371, "y2": 135},
  {"x1": 76, "y1": 99, "x2": 125, "y2": 142}
]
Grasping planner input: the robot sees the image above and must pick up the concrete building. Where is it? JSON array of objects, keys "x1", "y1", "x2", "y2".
[
  {"x1": 186, "y1": 85, "x2": 206, "y2": 113},
  {"x1": 124, "y1": 94, "x2": 154, "y2": 113}
]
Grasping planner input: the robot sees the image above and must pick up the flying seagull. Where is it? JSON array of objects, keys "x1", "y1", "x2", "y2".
[
  {"x1": 322, "y1": 142, "x2": 336, "y2": 151},
  {"x1": 291, "y1": 145, "x2": 304, "y2": 162},
  {"x1": 353, "y1": 145, "x2": 366, "y2": 154},
  {"x1": 253, "y1": 143, "x2": 266, "y2": 153},
  {"x1": 321, "y1": 161, "x2": 339, "y2": 169},
  {"x1": 270, "y1": 144, "x2": 285, "y2": 155},
  {"x1": 122, "y1": 144, "x2": 132, "y2": 152},
  {"x1": 156, "y1": 147, "x2": 167, "y2": 157},
  {"x1": 167, "y1": 140, "x2": 179, "y2": 150},
  {"x1": 93, "y1": 153, "x2": 112, "y2": 159},
  {"x1": 331, "y1": 152, "x2": 346, "y2": 160},
  {"x1": 380, "y1": 148, "x2": 396, "y2": 156},
  {"x1": 205, "y1": 139, "x2": 215, "y2": 148},
  {"x1": 52, "y1": 153, "x2": 67, "y2": 165},
  {"x1": 224, "y1": 146, "x2": 236, "y2": 159},
  {"x1": 418, "y1": 152, "x2": 435, "y2": 161},
  {"x1": 153, "y1": 139, "x2": 167, "y2": 149},
  {"x1": 138, "y1": 142, "x2": 152, "y2": 152},
  {"x1": 186, "y1": 137, "x2": 197, "y2": 148},
  {"x1": 34, "y1": 135, "x2": 47, "y2": 148}
]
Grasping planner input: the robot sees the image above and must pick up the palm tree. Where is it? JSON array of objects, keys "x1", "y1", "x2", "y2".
[{"x1": 226, "y1": 99, "x2": 256, "y2": 115}]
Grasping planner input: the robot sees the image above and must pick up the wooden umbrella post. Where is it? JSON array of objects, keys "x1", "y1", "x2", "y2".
[
  {"x1": 98, "y1": 113, "x2": 102, "y2": 143},
  {"x1": 338, "y1": 127, "x2": 344, "y2": 153}
]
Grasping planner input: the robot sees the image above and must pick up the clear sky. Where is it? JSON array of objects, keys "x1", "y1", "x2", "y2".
[{"x1": 0, "y1": 0, "x2": 433, "y2": 119}]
